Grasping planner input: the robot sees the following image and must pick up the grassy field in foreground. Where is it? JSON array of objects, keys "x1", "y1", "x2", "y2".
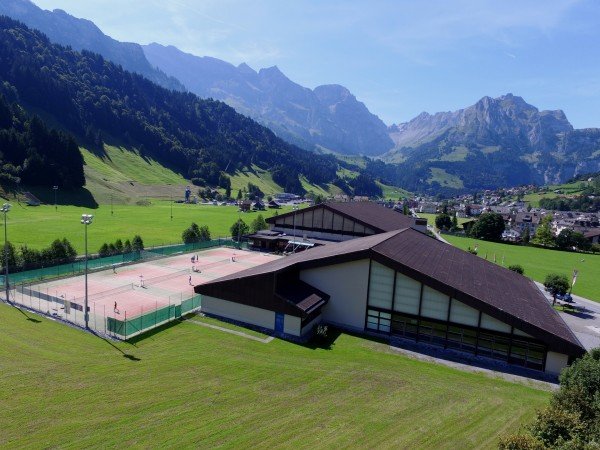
[
  {"x1": 0, "y1": 304, "x2": 549, "y2": 448},
  {"x1": 2, "y1": 203, "x2": 292, "y2": 254},
  {"x1": 444, "y1": 235, "x2": 600, "y2": 301}
]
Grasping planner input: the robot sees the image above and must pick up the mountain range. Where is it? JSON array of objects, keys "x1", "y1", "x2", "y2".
[
  {"x1": 382, "y1": 94, "x2": 600, "y2": 191},
  {"x1": 1, "y1": 0, "x2": 599, "y2": 194}
]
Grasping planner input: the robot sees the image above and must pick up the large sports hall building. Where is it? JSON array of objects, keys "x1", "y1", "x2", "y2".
[{"x1": 196, "y1": 202, "x2": 585, "y2": 375}]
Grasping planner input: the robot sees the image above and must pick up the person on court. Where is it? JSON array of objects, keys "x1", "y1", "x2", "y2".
[{"x1": 188, "y1": 275, "x2": 192, "y2": 285}]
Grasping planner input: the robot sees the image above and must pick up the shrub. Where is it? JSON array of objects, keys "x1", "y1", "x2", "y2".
[
  {"x1": 508, "y1": 264, "x2": 524, "y2": 275},
  {"x1": 132, "y1": 235, "x2": 144, "y2": 251},
  {"x1": 230, "y1": 219, "x2": 249, "y2": 241}
]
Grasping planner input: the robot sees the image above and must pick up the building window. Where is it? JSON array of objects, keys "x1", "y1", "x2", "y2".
[
  {"x1": 391, "y1": 313, "x2": 418, "y2": 340},
  {"x1": 366, "y1": 309, "x2": 391, "y2": 333},
  {"x1": 368, "y1": 262, "x2": 394, "y2": 310}
]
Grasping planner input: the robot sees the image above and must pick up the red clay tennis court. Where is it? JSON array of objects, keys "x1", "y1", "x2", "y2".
[{"x1": 12, "y1": 247, "x2": 281, "y2": 338}]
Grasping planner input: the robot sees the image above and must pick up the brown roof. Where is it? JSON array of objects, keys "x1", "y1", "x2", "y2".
[
  {"x1": 266, "y1": 201, "x2": 418, "y2": 232},
  {"x1": 584, "y1": 228, "x2": 600, "y2": 238},
  {"x1": 197, "y1": 228, "x2": 583, "y2": 355}
]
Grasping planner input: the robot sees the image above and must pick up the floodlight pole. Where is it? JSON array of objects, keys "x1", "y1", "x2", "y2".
[
  {"x1": 292, "y1": 205, "x2": 298, "y2": 254},
  {"x1": 81, "y1": 214, "x2": 93, "y2": 328},
  {"x1": 53, "y1": 186, "x2": 58, "y2": 211},
  {"x1": 2, "y1": 203, "x2": 11, "y2": 303},
  {"x1": 237, "y1": 208, "x2": 242, "y2": 249}
]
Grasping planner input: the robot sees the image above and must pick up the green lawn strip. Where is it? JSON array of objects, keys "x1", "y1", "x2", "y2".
[
  {"x1": 417, "y1": 212, "x2": 471, "y2": 228},
  {"x1": 443, "y1": 235, "x2": 600, "y2": 301},
  {"x1": 0, "y1": 303, "x2": 548, "y2": 448},
  {"x1": 2, "y1": 203, "x2": 292, "y2": 254},
  {"x1": 189, "y1": 314, "x2": 271, "y2": 339}
]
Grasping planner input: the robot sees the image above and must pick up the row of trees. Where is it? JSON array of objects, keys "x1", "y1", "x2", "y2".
[
  {"x1": 97, "y1": 236, "x2": 144, "y2": 257},
  {"x1": 0, "y1": 238, "x2": 77, "y2": 270},
  {"x1": 230, "y1": 215, "x2": 268, "y2": 241}
]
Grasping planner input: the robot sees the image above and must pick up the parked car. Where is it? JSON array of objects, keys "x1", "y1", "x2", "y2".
[{"x1": 556, "y1": 293, "x2": 573, "y2": 303}]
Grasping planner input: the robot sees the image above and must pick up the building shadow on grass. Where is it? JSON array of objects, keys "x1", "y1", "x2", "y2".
[
  {"x1": 302, "y1": 327, "x2": 342, "y2": 350},
  {"x1": 126, "y1": 316, "x2": 188, "y2": 345}
]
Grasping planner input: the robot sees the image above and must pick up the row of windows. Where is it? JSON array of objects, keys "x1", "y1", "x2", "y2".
[
  {"x1": 367, "y1": 261, "x2": 531, "y2": 337},
  {"x1": 275, "y1": 209, "x2": 375, "y2": 235},
  {"x1": 366, "y1": 310, "x2": 545, "y2": 371}
]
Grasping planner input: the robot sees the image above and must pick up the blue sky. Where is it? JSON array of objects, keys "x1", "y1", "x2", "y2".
[{"x1": 32, "y1": 0, "x2": 600, "y2": 128}]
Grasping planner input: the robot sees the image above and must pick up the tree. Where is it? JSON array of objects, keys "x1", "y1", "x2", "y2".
[
  {"x1": 451, "y1": 214, "x2": 458, "y2": 231},
  {"x1": 435, "y1": 213, "x2": 452, "y2": 231},
  {"x1": 98, "y1": 243, "x2": 110, "y2": 257},
  {"x1": 508, "y1": 264, "x2": 524, "y2": 275},
  {"x1": 230, "y1": 219, "x2": 249, "y2": 241},
  {"x1": 543, "y1": 273, "x2": 570, "y2": 305},
  {"x1": 114, "y1": 239, "x2": 124, "y2": 254},
  {"x1": 572, "y1": 232, "x2": 591, "y2": 252},
  {"x1": 500, "y1": 349, "x2": 600, "y2": 448},
  {"x1": 522, "y1": 226, "x2": 530, "y2": 244},
  {"x1": 250, "y1": 214, "x2": 268, "y2": 233},
  {"x1": 532, "y1": 215, "x2": 555, "y2": 247},
  {"x1": 0, "y1": 241, "x2": 19, "y2": 269},
  {"x1": 132, "y1": 235, "x2": 144, "y2": 251},
  {"x1": 469, "y1": 212, "x2": 505, "y2": 241},
  {"x1": 403, "y1": 203, "x2": 409, "y2": 216},
  {"x1": 123, "y1": 239, "x2": 132, "y2": 254},
  {"x1": 19, "y1": 245, "x2": 41, "y2": 269},
  {"x1": 198, "y1": 225, "x2": 211, "y2": 241},
  {"x1": 182, "y1": 222, "x2": 202, "y2": 244},
  {"x1": 236, "y1": 189, "x2": 243, "y2": 201},
  {"x1": 556, "y1": 228, "x2": 576, "y2": 250}
]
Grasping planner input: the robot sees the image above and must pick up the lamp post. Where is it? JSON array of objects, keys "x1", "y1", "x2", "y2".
[
  {"x1": 292, "y1": 205, "x2": 299, "y2": 254},
  {"x1": 2, "y1": 203, "x2": 11, "y2": 303},
  {"x1": 237, "y1": 207, "x2": 242, "y2": 249},
  {"x1": 53, "y1": 186, "x2": 58, "y2": 211},
  {"x1": 81, "y1": 214, "x2": 93, "y2": 328}
]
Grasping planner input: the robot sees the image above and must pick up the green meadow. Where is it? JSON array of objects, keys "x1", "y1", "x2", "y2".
[
  {"x1": 444, "y1": 235, "x2": 600, "y2": 302},
  {"x1": 0, "y1": 303, "x2": 550, "y2": 448},
  {"x1": 2, "y1": 202, "x2": 292, "y2": 254}
]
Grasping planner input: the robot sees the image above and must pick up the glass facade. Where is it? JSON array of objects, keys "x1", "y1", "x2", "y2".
[{"x1": 365, "y1": 260, "x2": 547, "y2": 371}]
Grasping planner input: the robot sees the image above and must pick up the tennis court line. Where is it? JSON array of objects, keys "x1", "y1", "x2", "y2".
[{"x1": 187, "y1": 318, "x2": 274, "y2": 343}]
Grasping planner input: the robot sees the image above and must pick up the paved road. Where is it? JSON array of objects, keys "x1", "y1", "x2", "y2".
[{"x1": 535, "y1": 282, "x2": 600, "y2": 350}]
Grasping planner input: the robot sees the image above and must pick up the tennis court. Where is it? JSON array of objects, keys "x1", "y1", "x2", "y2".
[{"x1": 11, "y1": 247, "x2": 281, "y2": 339}]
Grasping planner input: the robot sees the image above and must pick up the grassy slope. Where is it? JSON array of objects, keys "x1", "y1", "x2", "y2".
[
  {"x1": 0, "y1": 304, "x2": 549, "y2": 448},
  {"x1": 3, "y1": 203, "x2": 292, "y2": 253},
  {"x1": 428, "y1": 168, "x2": 464, "y2": 189},
  {"x1": 523, "y1": 181, "x2": 589, "y2": 207},
  {"x1": 444, "y1": 235, "x2": 600, "y2": 301},
  {"x1": 378, "y1": 182, "x2": 412, "y2": 200}
]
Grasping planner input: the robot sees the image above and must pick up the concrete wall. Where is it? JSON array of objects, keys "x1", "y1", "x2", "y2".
[
  {"x1": 201, "y1": 295, "x2": 275, "y2": 330},
  {"x1": 300, "y1": 259, "x2": 370, "y2": 332},
  {"x1": 283, "y1": 314, "x2": 301, "y2": 336},
  {"x1": 545, "y1": 351, "x2": 570, "y2": 375}
]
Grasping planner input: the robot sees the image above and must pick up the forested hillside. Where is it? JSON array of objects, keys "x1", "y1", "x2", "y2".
[
  {"x1": 0, "y1": 16, "x2": 359, "y2": 195},
  {"x1": 0, "y1": 92, "x2": 84, "y2": 188}
]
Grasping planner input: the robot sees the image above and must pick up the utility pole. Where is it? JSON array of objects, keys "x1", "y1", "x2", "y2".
[{"x1": 81, "y1": 214, "x2": 93, "y2": 328}]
